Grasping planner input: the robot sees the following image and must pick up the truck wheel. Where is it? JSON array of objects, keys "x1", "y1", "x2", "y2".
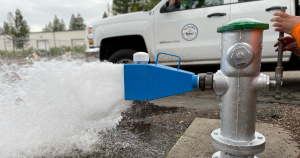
[{"x1": 108, "y1": 49, "x2": 136, "y2": 64}]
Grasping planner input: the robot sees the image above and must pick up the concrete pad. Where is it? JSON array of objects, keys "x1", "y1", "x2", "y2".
[{"x1": 167, "y1": 118, "x2": 300, "y2": 158}]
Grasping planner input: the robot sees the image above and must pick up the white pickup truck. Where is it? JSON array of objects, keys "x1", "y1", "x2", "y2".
[{"x1": 87, "y1": 0, "x2": 300, "y2": 66}]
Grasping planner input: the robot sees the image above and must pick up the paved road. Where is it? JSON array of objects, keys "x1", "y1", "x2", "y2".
[{"x1": 150, "y1": 71, "x2": 300, "y2": 110}]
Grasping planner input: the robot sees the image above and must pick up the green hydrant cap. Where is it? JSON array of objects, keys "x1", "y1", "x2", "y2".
[{"x1": 217, "y1": 18, "x2": 269, "y2": 33}]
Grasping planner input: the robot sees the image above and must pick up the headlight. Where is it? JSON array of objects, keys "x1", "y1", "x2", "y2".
[{"x1": 87, "y1": 25, "x2": 93, "y2": 46}]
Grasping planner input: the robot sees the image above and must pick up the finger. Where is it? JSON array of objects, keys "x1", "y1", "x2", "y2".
[
  {"x1": 272, "y1": 17, "x2": 285, "y2": 23},
  {"x1": 278, "y1": 36, "x2": 296, "y2": 42},
  {"x1": 273, "y1": 12, "x2": 289, "y2": 18},
  {"x1": 273, "y1": 22, "x2": 283, "y2": 27},
  {"x1": 275, "y1": 42, "x2": 290, "y2": 49},
  {"x1": 275, "y1": 48, "x2": 287, "y2": 52},
  {"x1": 286, "y1": 42, "x2": 299, "y2": 49},
  {"x1": 282, "y1": 43, "x2": 289, "y2": 48},
  {"x1": 274, "y1": 39, "x2": 292, "y2": 47},
  {"x1": 275, "y1": 27, "x2": 284, "y2": 32},
  {"x1": 277, "y1": 36, "x2": 294, "y2": 42},
  {"x1": 270, "y1": 17, "x2": 280, "y2": 22}
]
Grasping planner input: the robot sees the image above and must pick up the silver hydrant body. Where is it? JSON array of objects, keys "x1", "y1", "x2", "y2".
[{"x1": 211, "y1": 19, "x2": 270, "y2": 158}]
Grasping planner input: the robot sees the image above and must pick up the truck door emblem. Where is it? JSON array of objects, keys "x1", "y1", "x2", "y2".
[{"x1": 182, "y1": 24, "x2": 198, "y2": 41}]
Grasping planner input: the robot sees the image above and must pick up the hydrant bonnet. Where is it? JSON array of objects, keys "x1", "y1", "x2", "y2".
[
  {"x1": 217, "y1": 18, "x2": 269, "y2": 33},
  {"x1": 217, "y1": 18, "x2": 269, "y2": 77}
]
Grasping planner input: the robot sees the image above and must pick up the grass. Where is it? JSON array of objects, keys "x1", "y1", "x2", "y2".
[{"x1": 176, "y1": 130, "x2": 186, "y2": 141}]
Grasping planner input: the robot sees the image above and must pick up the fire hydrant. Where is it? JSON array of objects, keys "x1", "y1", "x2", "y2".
[
  {"x1": 210, "y1": 19, "x2": 272, "y2": 158},
  {"x1": 124, "y1": 18, "x2": 280, "y2": 158}
]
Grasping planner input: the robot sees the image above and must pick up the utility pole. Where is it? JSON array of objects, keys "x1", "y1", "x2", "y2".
[{"x1": 107, "y1": 3, "x2": 111, "y2": 17}]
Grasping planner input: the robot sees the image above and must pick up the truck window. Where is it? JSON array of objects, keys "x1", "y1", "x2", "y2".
[{"x1": 180, "y1": 0, "x2": 224, "y2": 10}]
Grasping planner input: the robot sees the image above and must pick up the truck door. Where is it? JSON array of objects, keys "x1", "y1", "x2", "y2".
[
  {"x1": 230, "y1": 0, "x2": 293, "y2": 63},
  {"x1": 153, "y1": 0, "x2": 231, "y2": 64}
]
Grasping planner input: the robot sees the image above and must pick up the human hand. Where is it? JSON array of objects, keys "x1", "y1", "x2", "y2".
[
  {"x1": 274, "y1": 36, "x2": 300, "y2": 56},
  {"x1": 270, "y1": 12, "x2": 300, "y2": 35},
  {"x1": 274, "y1": 36, "x2": 296, "y2": 51}
]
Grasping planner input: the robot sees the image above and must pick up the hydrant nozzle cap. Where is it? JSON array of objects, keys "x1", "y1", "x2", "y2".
[{"x1": 217, "y1": 18, "x2": 269, "y2": 33}]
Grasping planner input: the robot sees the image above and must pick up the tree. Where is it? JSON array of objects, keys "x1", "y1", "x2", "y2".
[
  {"x1": 3, "y1": 12, "x2": 14, "y2": 34},
  {"x1": 143, "y1": 0, "x2": 161, "y2": 11},
  {"x1": 103, "y1": 12, "x2": 108, "y2": 19},
  {"x1": 74, "y1": 14, "x2": 86, "y2": 30},
  {"x1": 13, "y1": 9, "x2": 30, "y2": 49},
  {"x1": 112, "y1": 0, "x2": 144, "y2": 15},
  {"x1": 42, "y1": 15, "x2": 66, "y2": 32},
  {"x1": 69, "y1": 14, "x2": 75, "y2": 30},
  {"x1": 69, "y1": 14, "x2": 86, "y2": 30},
  {"x1": 3, "y1": 9, "x2": 30, "y2": 49},
  {"x1": 52, "y1": 15, "x2": 60, "y2": 31},
  {"x1": 0, "y1": 27, "x2": 3, "y2": 35},
  {"x1": 3, "y1": 22, "x2": 10, "y2": 34},
  {"x1": 112, "y1": 0, "x2": 131, "y2": 15},
  {"x1": 42, "y1": 21, "x2": 53, "y2": 32},
  {"x1": 60, "y1": 19, "x2": 66, "y2": 31},
  {"x1": 130, "y1": 0, "x2": 144, "y2": 12}
]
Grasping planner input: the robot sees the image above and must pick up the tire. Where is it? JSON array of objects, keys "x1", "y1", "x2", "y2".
[{"x1": 108, "y1": 49, "x2": 136, "y2": 64}]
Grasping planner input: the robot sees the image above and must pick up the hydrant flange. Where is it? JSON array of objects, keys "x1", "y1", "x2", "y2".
[{"x1": 211, "y1": 129, "x2": 265, "y2": 155}]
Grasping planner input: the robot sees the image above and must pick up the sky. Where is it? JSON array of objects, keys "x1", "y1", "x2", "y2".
[{"x1": 0, "y1": 0, "x2": 113, "y2": 32}]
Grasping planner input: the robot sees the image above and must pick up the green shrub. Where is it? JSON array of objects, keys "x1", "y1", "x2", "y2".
[{"x1": 74, "y1": 44, "x2": 86, "y2": 54}]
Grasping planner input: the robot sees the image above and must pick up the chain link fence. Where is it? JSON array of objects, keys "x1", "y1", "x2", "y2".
[{"x1": 0, "y1": 38, "x2": 88, "y2": 64}]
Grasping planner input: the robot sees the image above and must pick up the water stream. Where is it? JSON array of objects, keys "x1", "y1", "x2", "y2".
[{"x1": 0, "y1": 60, "x2": 132, "y2": 157}]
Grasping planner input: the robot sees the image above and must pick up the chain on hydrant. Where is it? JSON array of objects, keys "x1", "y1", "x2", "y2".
[{"x1": 204, "y1": 18, "x2": 278, "y2": 158}]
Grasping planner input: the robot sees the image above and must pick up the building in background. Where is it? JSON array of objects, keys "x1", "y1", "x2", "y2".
[{"x1": 0, "y1": 30, "x2": 87, "y2": 52}]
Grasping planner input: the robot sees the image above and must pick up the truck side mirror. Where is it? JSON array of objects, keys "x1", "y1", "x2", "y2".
[{"x1": 166, "y1": 0, "x2": 181, "y2": 12}]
